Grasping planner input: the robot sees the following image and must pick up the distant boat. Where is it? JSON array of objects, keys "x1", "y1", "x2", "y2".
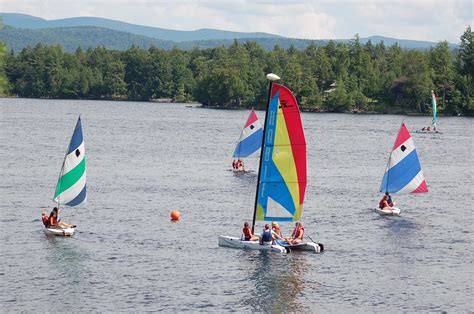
[
  {"x1": 231, "y1": 110, "x2": 263, "y2": 172},
  {"x1": 376, "y1": 122, "x2": 428, "y2": 216},
  {"x1": 419, "y1": 90, "x2": 440, "y2": 133},
  {"x1": 219, "y1": 73, "x2": 323, "y2": 253},
  {"x1": 45, "y1": 116, "x2": 86, "y2": 236}
]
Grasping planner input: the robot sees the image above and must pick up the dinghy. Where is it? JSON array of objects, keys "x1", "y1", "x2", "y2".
[
  {"x1": 418, "y1": 90, "x2": 441, "y2": 133},
  {"x1": 44, "y1": 116, "x2": 87, "y2": 236},
  {"x1": 231, "y1": 110, "x2": 263, "y2": 172},
  {"x1": 376, "y1": 122, "x2": 428, "y2": 216},
  {"x1": 219, "y1": 73, "x2": 324, "y2": 253}
]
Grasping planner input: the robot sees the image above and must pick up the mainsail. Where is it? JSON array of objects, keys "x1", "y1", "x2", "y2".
[
  {"x1": 255, "y1": 83, "x2": 307, "y2": 222},
  {"x1": 53, "y1": 116, "x2": 87, "y2": 206},
  {"x1": 233, "y1": 110, "x2": 263, "y2": 158},
  {"x1": 431, "y1": 90, "x2": 437, "y2": 128},
  {"x1": 380, "y1": 122, "x2": 428, "y2": 194}
]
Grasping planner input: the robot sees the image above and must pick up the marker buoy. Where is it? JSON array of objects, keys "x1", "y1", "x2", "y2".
[{"x1": 170, "y1": 210, "x2": 181, "y2": 221}]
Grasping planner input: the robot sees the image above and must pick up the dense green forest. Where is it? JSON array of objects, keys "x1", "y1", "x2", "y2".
[{"x1": 1, "y1": 26, "x2": 473, "y2": 115}]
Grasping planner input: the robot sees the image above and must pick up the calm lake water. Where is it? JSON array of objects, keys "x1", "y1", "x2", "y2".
[{"x1": 0, "y1": 98, "x2": 472, "y2": 311}]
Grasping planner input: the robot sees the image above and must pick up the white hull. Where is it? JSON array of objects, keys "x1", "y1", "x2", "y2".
[
  {"x1": 43, "y1": 227, "x2": 75, "y2": 236},
  {"x1": 277, "y1": 240, "x2": 324, "y2": 253},
  {"x1": 218, "y1": 235, "x2": 287, "y2": 253},
  {"x1": 374, "y1": 207, "x2": 401, "y2": 216}
]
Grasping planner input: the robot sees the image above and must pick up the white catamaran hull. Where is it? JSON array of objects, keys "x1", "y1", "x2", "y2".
[
  {"x1": 374, "y1": 207, "x2": 401, "y2": 216},
  {"x1": 277, "y1": 240, "x2": 324, "y2": 253},
  {"x1": 43, "y1": 227, "x2": 75, "y2": 236},
  {"x1": 218, "y1": 236, "x2": 287, "y2": 253}
]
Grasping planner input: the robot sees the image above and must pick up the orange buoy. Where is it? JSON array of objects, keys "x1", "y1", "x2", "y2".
[{"x1": 170, "y1": 210, "x2": 181, "y2": 221}]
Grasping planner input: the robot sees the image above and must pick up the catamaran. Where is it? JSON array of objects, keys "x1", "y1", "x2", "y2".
[
  {"x1": 44, "y1": 116, "x2": 86, "y2": 236},
  {"x1": 219, "y1": 73, "x2": 324, "y2": 253},
  {"x1": 419, "y1": 90, "x2": 440, "y2": 133},
  {"x1": 376, "y1": 122, "x2": 428, "y2": 216},
  {"x1": 231, "y1": 110, "x2": 263, "y2": 172}
]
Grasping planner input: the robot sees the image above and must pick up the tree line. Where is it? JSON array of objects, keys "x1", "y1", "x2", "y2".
[{"x1": 2, "y1": 26, "x2": 473, "y2": 116}]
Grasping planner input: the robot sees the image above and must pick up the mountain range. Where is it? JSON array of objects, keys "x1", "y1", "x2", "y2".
[{"x1": 0, "y1": 12, "x2": 458, "y2": 53}]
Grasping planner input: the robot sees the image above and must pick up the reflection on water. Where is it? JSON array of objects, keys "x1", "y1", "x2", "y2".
[{"x1": 240, "y1": 252, "x2": 310, "y2": 312}]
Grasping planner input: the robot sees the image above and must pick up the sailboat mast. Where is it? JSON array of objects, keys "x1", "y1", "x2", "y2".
[{"x1": 251, "y1": 74, "x2": 279, "y2": 233}]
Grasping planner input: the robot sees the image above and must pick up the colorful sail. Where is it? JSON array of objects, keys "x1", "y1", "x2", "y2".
[
  {"x1": 255, "y1": 83, "x2": 306, "y2": 222},
  {"x1": 380, "y1": 123, "x2": 428, "y2": 194},
  {"x1": 53, "y1": 116, "x2": 87, "y2": 206},
  {"x1": 233, "y1": 110, "x2": 263, "y2": 158},
  {"x1": 431, "y1": 90, "x2": 437, "y2": 127}
]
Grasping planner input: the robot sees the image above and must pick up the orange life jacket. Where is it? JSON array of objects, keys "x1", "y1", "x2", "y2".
[{"x1": 42, "y1": 215, "x2": 49, "y2": 227}]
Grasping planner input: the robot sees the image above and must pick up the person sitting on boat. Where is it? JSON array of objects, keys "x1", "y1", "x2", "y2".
[
  {"x1": 48, "y1": 207, "x2": 75, "y2": 229},
  {"x1": 41, "y1": 211, "x2": 49, "y2": 227},
  {"x1": 242, "y1": 222, "x2": 259, "y2": 241},
  {"x1": 384, "y1": 192, "x2": 396, "y2": 207},
  {"x1": 421, "y1": 127, "x2": 426, "y2": 131},
  {"x1": 271, "y1": 222, "x2": 283, "y2": 240},
  {"x1": 260, "y1": 224, "x2": 273, "y2": 245},
  {"x1": 232, "y1": 160, "x2": 237, "y2": 169},
  {"x1": 236, "y1": 159, "x2": 244, "y2": 170},
  {"x1": 379, "y1": 195, "x2": 392, "y2": 210},
  {"x1": 426, "y1": 126, "x2": 431, "y2": 131},
  {"x1": 286, "y1": 222, "x2": 304, "y2": 245}
]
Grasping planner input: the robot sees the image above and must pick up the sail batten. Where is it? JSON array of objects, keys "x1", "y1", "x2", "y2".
[
  {"x1": 256, "y1": 84, "x2": 306, "y2": 222},
  {"x1": 380, "y1": 123, "x2": 427, "y2": 194},
  {"x1": 54, "y1": 116, "x2": 87, "y2": 206}
]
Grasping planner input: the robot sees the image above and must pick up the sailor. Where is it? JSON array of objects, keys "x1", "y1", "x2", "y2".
[
  {"x1": 237, "y1": 159, "x2": 244, "y2": 170},
  {"x1": 427, "y1": 126, "x2": 431, "y2": 131},
  {"x1": 379, "y1": 195, "x2": 391, "y2": 210},
  {"x1": 287, "y1": 222, "x2": 304, "y2": 245},
  {"x1": 232, "y1": 160, "x2": 237, "y2": 169},
  {"x1": 48, "y1": 207, "x2": 75, "y2": 229},
  {"x1": 41, "y1": 211, "x2": 49, "y2": 227},
  {"x1": 271, "y1": 222, "x2": 283, "y2": 240},
  {"x1": 260, "y1": 224, "x2": 273, "y2": 245},
  {"x1": 242, "y1": 222, "x2": 259, "y2": 241},
  {"x1": 385, "y1": 192, "x2": 395, "y2": 207},
  {"x1": 421, "y1": 127, "x2": 426, "y2": 131}
]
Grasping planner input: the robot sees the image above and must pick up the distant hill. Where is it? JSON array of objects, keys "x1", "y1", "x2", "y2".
[
  {"x1": 0, "y1": 13, "x2": 459, "y2": 53},
  {"x1": 0, "y1": 25, "x2": 175, "y2": 52},
  {"x1": 0, "y1": 12, "x2": 281, "y2": 42}
]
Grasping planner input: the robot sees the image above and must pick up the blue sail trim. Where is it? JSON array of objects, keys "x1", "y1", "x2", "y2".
[
  {"x1": 380, "y1": 150, "x2": 421, "y2": 193},
  {"x1": 65, "y1": 185, "x2": 87, "y2": 206},
  {"x1": 232, "y1": 128, "x2": 263, "y2": 157},
  {"x1": 67, "y1": 117, "x2": 83, "y2": 154}
]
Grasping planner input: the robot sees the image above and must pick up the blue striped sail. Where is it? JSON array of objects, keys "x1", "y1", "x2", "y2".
[{"x1": 53, "y1": 116, "x2": 87, "y2": 206}]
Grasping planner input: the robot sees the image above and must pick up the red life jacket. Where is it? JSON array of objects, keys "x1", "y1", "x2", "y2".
[
  {"x1": 292, "y1": 226, "x2": 304, "y2": 239},
  {"x1": 379, "y1": 199, "x2": 388, "y2": 209},
  {"x1": 49, "y1": 216, "x2": 58, "y2": 226},
  {"x1": 242, "y1": 227, "x2": 252, "y2": 239}
]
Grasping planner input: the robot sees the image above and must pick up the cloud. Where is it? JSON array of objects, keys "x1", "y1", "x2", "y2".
[{"x1": 0, "y1": 0, "x2": 470, "y2": 42}]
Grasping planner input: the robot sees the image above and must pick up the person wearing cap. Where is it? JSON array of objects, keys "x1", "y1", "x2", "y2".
[
  {"x1": 48, "y1": 207, "x2": 75, "y2": 229},
  {"x1": 385, "y1": 192, "x2": 395, "y2": 207}
]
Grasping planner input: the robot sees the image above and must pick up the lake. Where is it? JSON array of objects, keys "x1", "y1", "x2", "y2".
[{"x1": 0, "y1": 98, "x2": 472, "y2": 311}]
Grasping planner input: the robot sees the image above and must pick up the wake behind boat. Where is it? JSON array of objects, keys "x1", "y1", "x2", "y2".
[
  {"x1": 43, "y1": 116, "x2": 87, "y2": 236},
  {"x1": 376, "y1": 122, "x2": 428, "y2": 216},
  {"x1": 219, "y1": 73, "x2": 323, "y2": 253}
]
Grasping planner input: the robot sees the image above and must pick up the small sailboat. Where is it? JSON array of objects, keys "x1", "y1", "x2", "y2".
[
  {"x1": 219, "y1": 74, "x2": 323, "y2": 253},
  {"x1": 231, "y1": 110, "x2": 263, "y2": 172},
  {"x1": 44, "y1": 116, "x2": 86, "y2": 236},
  {"x1": 376, "y1": 122, "x2": 428, "y2": 216},
  {"x1": 419, "y1": 90, "x2": 440, "y2": 133}
]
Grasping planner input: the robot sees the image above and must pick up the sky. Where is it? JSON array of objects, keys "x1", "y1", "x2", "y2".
[{"x1": 0, "y1": 0, "x2": 472, "y2": 43}]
